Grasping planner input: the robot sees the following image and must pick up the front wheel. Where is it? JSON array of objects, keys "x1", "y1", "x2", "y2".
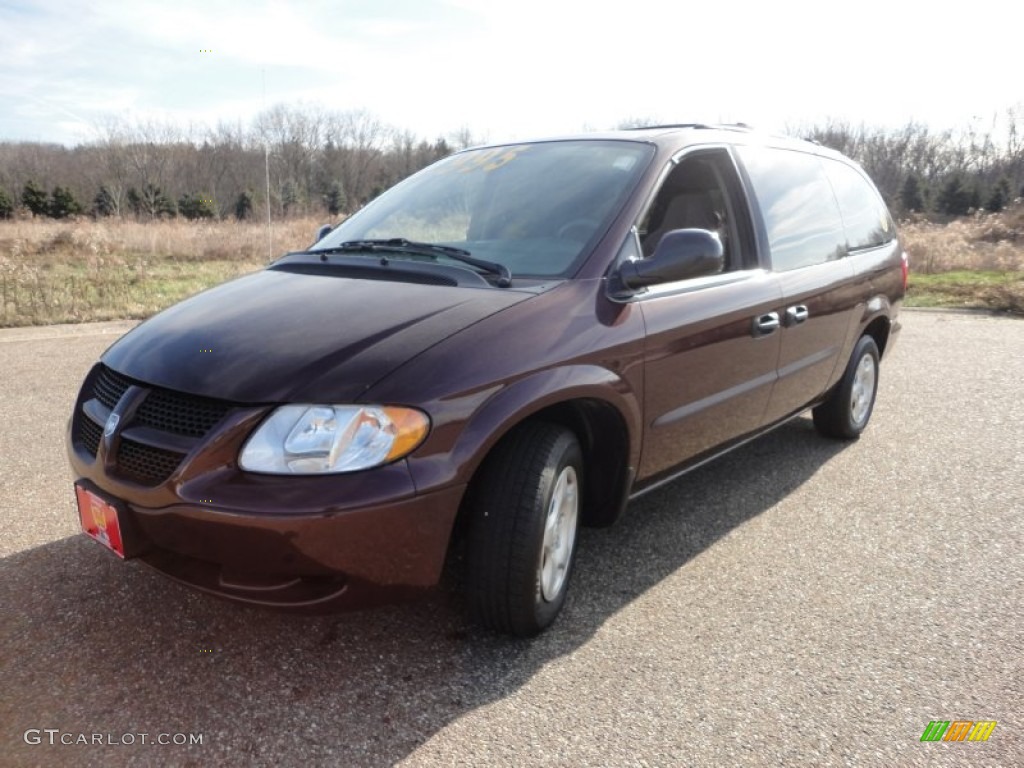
[
  {"x1": 465, "y1": 422, "x2": 583, "y2": 636},
  {"x1": 813, "y1": 335, "x2": 880, "y2": 439}
]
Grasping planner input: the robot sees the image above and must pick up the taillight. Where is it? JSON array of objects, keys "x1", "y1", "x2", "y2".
[{"x1": 901, "y1": 251, "x2": 909, "y2": 292}]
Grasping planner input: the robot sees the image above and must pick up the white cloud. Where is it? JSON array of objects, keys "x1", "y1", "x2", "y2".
[{"x1": 0, "y1": 0, "x2": 1020, "y2": 146}]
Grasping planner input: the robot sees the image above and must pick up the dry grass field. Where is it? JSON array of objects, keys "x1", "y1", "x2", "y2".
[
  {"x1": 1, "y1": 203, "x2": 1023, "y2": 327},
  {"x1": 0, "y1": 217, "x2": 322, "y2": 327},
  {"x1": 900, "y1": 201, "x2": 1024, "y2": 314}
]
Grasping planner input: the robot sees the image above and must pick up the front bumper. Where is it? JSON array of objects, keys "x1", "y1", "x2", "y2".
[
  {"x1": 75, "y1": 480, "x2": 464, "y2": 610},
  {"x1": 135, "y1": 484, "x2": 464, "y2": 609},
  {"x1": 67, "y1": 363, "x2": 465, "y2": 610}
]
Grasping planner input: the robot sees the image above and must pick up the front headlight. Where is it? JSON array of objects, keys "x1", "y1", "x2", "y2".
[{"x1": 239, "y1": 405, "x2": 430, "y2": 474}]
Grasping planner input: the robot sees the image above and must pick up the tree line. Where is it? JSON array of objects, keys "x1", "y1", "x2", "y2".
[
  {"x1": 0, "y1": 104, "x2": 474, "y2": 222},
  {"x1": 800, "y1": 108, "x2": 1024, "y2": 216},
  {"x1": 1, "y1": 103, "x2": 1022, "y2": 222}
]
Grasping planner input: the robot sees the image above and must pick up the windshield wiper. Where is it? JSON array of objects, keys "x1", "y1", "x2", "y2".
[{"x1": 319, "y1": 238, "x2": 512, "y2": 287}]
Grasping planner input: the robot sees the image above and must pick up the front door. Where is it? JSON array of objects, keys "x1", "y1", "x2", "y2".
[
  {"x1": 634, "y1": 149, "x2": 782, "y2": 482},
  {"x1": 638, "y1": 273, "x2": 782, "y2": 480}
]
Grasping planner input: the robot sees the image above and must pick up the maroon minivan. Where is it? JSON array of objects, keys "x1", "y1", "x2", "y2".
[{"x1": 68, "y1": 126, "x2": 906, "y2": 635}]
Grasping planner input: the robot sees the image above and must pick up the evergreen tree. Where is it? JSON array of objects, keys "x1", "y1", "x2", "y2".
[
  {"x1": 22, "y1": 180, "x2": 49, "y2": 216},
  {"x1": 968, "y1": 184, "x2": 982, "y2": 212},
  {"x1": 141, "y1": 183, "x2": 176, "y2": 218},
  {"x1": 0, "y1": 187, "x2": 13, "y2": 219},
  {"x1": 126, "y1": 187, "x2": 142, "y2": 217},
  {"x1": 92, "y1": 186, "x2": 116, "y2": 217},
  {"x1": 49, "y1": 186, "x2": 83, "y2": 218},
  {"x1": 432, "y1": 137, "x2": 452, "y2": 161},
  {"x1": 900, "y1": 174, "x2": 925, "y2": 213},
  {"x1": 936, "y1": 176, "x2": 972, "y2": 216},
  {"x1": 178, "y1": 192, "x2": 215, "y2": 220},
  {"x1": 280, "y1": 180, "x2": 299, "y2": 216},
  {"x1": 234, "y1": 190, "x2": 253, "y2": 220},
  {"x1": 323, "y1": 181, "x2": 346, "y2": 216},
  {"x1": 985, "y1": 178, "x2": 1011, "y2": 212}
]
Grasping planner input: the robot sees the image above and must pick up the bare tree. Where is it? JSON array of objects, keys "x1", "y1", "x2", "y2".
[
  {"x1": 7, "y1": 102, "x2": 1021, "y2": 224},
  {"x1": 254, "y1": 103, "x2": 329, "y2": 215},
  {"x1": 332, "y1": 109, "x2": 393, "y2": 206}
]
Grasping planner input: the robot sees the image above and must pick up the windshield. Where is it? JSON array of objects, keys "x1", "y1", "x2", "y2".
[{"x1": 313, "y1": 140, "x2": 654, "y2": 278}]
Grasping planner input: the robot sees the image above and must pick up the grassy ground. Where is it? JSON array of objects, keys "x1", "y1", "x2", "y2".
[
  {"x1": 1, "y1": 203, "x2": 1022, "y2": 327},
  {"x1": 906, "y1": 271, "x2": 1024, "y2": 314},
  {"x1": 900, "y1": 201, "x2": 1024, "y2": 314}
]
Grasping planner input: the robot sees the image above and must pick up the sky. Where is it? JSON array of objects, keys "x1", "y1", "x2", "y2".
[{"x1": 0, "y1": 0, "x2": 1021, "y2": 147}]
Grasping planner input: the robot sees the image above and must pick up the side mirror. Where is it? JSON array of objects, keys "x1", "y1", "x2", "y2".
[
  {"x1": 616, "y1": 229, "x2": 723, "y2": 291},
  {"x1": 314, "y1": 224, "x2": 334, "y2": 243}
]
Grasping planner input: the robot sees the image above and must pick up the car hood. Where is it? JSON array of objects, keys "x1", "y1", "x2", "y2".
[{"x1": 102, "y1": 269, "x2": 532, "y2": 403}]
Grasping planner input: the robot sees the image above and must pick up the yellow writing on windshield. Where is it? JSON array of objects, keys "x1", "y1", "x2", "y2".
[{"x1": 446, "y1": 147, "x2": 525, "y2": 174}]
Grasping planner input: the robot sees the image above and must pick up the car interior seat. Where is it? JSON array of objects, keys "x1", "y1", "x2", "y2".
[{"x1": 641, "y1": 160, "x2": 729, "y2": 268}]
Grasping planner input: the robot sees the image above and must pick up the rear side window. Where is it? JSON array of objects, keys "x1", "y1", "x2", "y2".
[
  {"x1": 736, "y1": 146, "x2": 845, "y2": 271},
  {"x1": 822, "y1": 159, "x2": 895, "y2": 250}
]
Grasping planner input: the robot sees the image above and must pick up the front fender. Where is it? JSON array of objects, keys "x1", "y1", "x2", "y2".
[{"x1": 403, "y1": 364, "x2": 642, "y2": 497}]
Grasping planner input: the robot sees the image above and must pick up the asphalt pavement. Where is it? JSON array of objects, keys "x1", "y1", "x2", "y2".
[{"x1": 0, "y1": 311, "x2": 1020, "y2": 767}]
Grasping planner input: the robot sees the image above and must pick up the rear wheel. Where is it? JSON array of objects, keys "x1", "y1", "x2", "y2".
[
  {"x1": 813, "y1": 335, "x2": 880, "y2": 439},
  {"x1": 465, "y1": 422, "x2": 583, "y2": 636}
]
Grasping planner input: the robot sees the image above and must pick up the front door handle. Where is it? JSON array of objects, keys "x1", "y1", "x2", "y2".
[
  {"x1": 785, "y1": 305, "x2": 809, "y2": 325},
  {"x1": 752, "y1": 312, "x2": 780, "y2": 337}
]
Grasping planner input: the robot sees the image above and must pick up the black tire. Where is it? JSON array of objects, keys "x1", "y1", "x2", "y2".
[
  {"x1": 813, "y1": 335, "x2": 880, "y2": 439},
  {"x1": 465, "y1": 422, "x2": 583, "y2": 637}
]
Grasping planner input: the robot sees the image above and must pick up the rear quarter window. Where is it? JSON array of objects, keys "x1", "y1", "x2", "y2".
[
  {"x1": 822, "y1": 158, "x2": 896, "y2": 250},
  {"x1": 736, "y1": 146, "x2": 846, "y2": 272}
]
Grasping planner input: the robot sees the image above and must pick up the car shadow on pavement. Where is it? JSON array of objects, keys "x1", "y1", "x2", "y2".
[{"x1": 1, "y1": 417, "x2": 848, "y2": 767}]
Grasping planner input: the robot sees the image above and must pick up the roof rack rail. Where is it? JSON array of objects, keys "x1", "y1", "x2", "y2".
[
  {"x1": 624, "y1": 123, "x2": 709, "y2": 131},
  {"x1": 624, "y1": 122, "x2": 755, "y2": 133}
]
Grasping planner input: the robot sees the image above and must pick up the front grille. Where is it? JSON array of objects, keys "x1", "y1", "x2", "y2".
[
  {"x1": 134, "y1": 387, "x2": 234, "y2": 437},
  {"x1": 116, "y1": 440, "x2": 187, "y2": 485},
  {"x1": 93, "y1": 365, "x2": 133, "y2": 410},
  {"x1": 74, "y1": 364, "x2": 241, "y2": 486},
  {"x1": 77, "y1": 414, "x2": 103, "y2": 456}
]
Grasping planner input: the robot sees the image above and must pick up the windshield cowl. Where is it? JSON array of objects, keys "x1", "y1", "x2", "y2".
[{"x1": 319, "y1": 238, "x2": 513, "y2": 287}]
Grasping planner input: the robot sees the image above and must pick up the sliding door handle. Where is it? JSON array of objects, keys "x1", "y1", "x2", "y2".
[{"x1": 785, "y1": 305, "x2": 809, "y2": 325}]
